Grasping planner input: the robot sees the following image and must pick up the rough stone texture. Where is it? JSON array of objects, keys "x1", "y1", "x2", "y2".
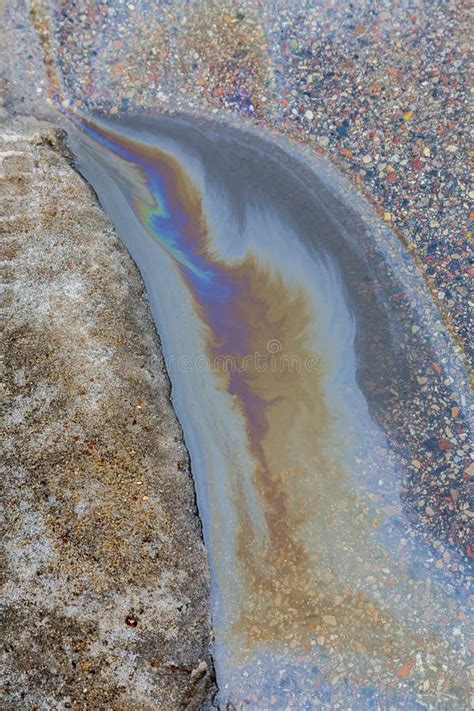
[{"x1": 1, "y1": 113, "x2": 215, "y2": 710}]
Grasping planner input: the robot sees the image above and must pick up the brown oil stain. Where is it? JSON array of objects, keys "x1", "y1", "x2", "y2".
[
  {"x1": 69, "y1": 118, "x2": 468, "y2": 701},
  {"x1": 201, "y1": 259, "x2": 467, "y2": 703}
]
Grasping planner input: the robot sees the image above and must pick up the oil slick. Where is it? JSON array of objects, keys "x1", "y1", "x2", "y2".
[{"x1": 68, "y1": 113, "x2": 470, "y2": 708}]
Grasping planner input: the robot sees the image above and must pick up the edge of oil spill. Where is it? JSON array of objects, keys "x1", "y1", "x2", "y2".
[{"x1": 50, "y1": 130, "x2": 221, "y2": 706}]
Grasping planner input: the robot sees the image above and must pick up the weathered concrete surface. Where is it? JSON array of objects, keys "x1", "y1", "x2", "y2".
[{"x1": 1, "y1": 113, "x2": 215, "y2": 710}]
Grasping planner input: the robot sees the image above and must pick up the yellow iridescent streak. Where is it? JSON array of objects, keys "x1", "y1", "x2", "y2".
[{"x1": 133, "y1": 198, "x2": 211, "y2": 279}]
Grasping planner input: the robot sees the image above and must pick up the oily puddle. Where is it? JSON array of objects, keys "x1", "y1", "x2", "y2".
[{"x1": 66, "y1": 112, "x2": 470, "y2": 709}]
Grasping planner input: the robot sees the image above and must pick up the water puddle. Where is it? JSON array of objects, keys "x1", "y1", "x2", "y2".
[{"x1": 67, "y1": 112, "x2": 470, "y2": 709}]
